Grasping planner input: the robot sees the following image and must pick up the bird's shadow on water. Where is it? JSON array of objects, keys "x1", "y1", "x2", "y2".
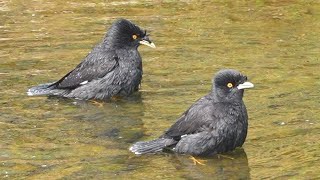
[
  {"x1": 169, "y1": 148, "x2": 250, "y2": 179},
  {"x1": 47, "y1": 92, "x2": 146, "y2": 144},
  {"x1": 126, "y1": 148, "x2": 250, "y2": 179}
]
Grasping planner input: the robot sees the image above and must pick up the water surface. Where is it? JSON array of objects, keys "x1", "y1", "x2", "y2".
[{"x1": 1, "y1": 0, "x2": 319, "y2": 179}]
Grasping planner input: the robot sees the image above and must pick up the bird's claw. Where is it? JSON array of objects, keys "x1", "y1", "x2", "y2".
[
  {"x1": 190, "y1": 156, "x2": 206, "y2": 165},
  {"x1": 89, "y1": 100, "x2": 104, "y2": 107},
  {"x1": 218, "y1": 154, "x2": 235, "y2": 160}
]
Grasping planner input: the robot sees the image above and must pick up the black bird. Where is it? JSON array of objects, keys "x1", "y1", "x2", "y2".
[
  {"x1": 27, "y1": 19, "x2": 155, "y2": 100},
  {"x1": 130, "y1": 69, "x2": 254, "y2": 156}
]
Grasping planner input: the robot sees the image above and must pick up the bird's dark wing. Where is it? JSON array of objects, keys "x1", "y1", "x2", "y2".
[
  {"x1": 174, "y1": 103, "x2": 247, "y2": 155},
  {"x1": 53, "y1": 47, "x2": 119, "y2": 89},
  {"x1": 164, "y1": 95, "x2": 217, "y2": 139},
  {"x1": 174, "y1": 131, "x2": 223, "y2": 155}
]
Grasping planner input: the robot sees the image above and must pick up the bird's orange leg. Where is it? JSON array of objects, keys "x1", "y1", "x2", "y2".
[
  {"x1": 89, "y1": 100, "x2": 104, "y2": 107},
  {"x1": 190, "y1": 156, "x2": 207, "y2": 165}
]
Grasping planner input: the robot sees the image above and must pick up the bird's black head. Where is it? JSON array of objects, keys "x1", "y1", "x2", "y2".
[
  {"x1": 212, "y1": 69, "x2": 254, "y2": 102},
  {"x1": 104, "y1": 19, "x2": 155, "y2": 49}
]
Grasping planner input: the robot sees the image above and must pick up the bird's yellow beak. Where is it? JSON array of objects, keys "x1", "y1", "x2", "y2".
[{"x1": 139, "y1": 40, "x2": 156, "y2": 48}]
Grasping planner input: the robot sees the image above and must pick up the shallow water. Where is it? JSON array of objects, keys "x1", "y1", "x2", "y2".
[{"x1": 1, "y1": 0, "x2": 319, "y2": 179}]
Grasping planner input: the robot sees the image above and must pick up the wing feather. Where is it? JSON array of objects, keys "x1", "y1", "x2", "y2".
[
  {"x1": 52, "y1": 46, "x2": 119, "y2": 89},
  {"x1": 164, "y1": 95, "x2": 217, "y2": 139}
]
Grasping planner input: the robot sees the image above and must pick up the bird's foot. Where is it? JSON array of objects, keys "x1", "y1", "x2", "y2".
[
  {"x1": 89, "y1": 100, "x2": 104, "y2": 107},
  {"x1": 111, "y1": 95, "x2": 122, "y2": 101},
  {"x1": 218, "y1": 154, "x2": 234, "y2": 160},
  {"x1": 190, "y1": 156, "x2": 206, "y2": 165}
]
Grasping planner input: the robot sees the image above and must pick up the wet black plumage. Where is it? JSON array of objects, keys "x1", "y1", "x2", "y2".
[
  {"x1": 130, "y1": 69, "x2": 254, "y2": 156},
  {"x1": 27, "y1": 19, "x2": 155, "y2": 100}
]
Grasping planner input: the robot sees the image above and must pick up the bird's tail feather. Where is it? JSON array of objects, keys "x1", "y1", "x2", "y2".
[
  {"x1": 27, "y1": 83, "x2": 56, "y2": 96},
  {"x1": 130, "y1": 138, "x2": 177, "y2": 155}
]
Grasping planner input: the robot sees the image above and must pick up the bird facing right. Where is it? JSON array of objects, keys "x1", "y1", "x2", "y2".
[
  {"x1": 130, "y1": 69, "x2": 254, "y2": 156},
  {"x1": 27, "y1": 19, "x2": 155, "y2": 101}
]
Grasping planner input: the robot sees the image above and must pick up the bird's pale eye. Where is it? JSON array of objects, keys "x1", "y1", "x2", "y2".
[
  {"x1": 132, "y1": 34, "x2": 138, "y2": 40},
  {"x1": 227, "y1": 83, "x2": 233, "y2": 88}
]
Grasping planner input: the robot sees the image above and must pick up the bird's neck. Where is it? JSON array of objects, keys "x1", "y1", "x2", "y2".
[
  {"x1": 117, "y1": 48, "x2": 142, "y2": 69},
  {"x1": 211, "y1": 91, "x2": 243, "y2": 104}
]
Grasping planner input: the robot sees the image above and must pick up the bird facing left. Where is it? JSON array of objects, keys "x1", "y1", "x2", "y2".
[{"x1": 27, "y1": 18, "x2": 156, "y2": 100}]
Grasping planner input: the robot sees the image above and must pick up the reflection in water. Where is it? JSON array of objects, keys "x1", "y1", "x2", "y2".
[
  {"x1": 125, "y1": 148, "x2": 249, "y2": 179},
  {"x1": 171, "y1": 148, "x2": 250, "y2": 179},
  {"x1": 69, "y1": 92, "x2": 145, "y2": 143}
]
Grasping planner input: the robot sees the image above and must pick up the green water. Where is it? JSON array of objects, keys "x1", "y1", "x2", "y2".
[{"x1": 1, "y1": 0, "x2": 319, "y2": 179}]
